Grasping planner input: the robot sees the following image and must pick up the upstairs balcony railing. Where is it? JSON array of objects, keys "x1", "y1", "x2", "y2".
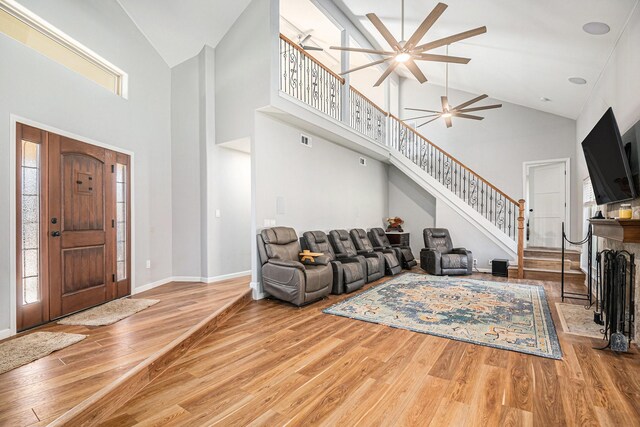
[
  {"x1": 278, "y1": 33, "x2": 525, "y2": 272},
  {"x1": 279, "y1": 34, "x2": 343, "y2": 121}
]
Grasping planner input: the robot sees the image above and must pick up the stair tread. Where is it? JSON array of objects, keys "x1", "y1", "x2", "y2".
[
  {"x1": 525, "y1": 247, "x2": 581, "y2": 254},
  {"x1": 508, "y1": 266, "x2": 584, "y2": 275}
]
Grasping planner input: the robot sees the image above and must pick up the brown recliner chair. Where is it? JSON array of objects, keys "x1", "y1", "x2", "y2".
[
  {"x1": 350, "y1": 228, "x2": 401, "y2": 276},
  {"x1": 329, "y1": 229, "x2": 384, "y2": 283},
  {"x1": 368, "y1": 228, "x2": 418, "y2": 269},
  {"x1": 302, "y1": 231, "x2": 366, "y2": 294},
  {"x1": 421, "y1": 228, "x2": 473, "y2": 276},
  {"x1": 257, "y1": 227, "x2": 332, "y2": 306}
]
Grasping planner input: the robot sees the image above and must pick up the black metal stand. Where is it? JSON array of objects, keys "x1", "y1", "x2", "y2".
[
  {"x1": 561, "y1": 222, "x2": 592, "y2": 304},
  {"x1": 595, "y1": 250, "x2": 635, "y2": 352}
]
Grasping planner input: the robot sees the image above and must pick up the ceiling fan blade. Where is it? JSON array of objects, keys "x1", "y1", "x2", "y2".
[
  {"x1": 445, "y1": 116, "x2": 453, "y2": 128},
  {"x1": 303, "y1": 46, "x2": 324, "y2": 51},
  {"x1": 329, "y1": 46, "x2": 396, "y2": 56},
  {"x1": 405, "y1": 2, "x2": 448, "y2": 49},
  {"x1": 457, "y1": 104, "x2": 502, "y2": 113},
  {"x1": 441, "y1": 96, "x2": 450, "y2": 112},
  {"x1": 455, "y1": 113, "x2": 484, "y2": 120},
  {"x1": 417, "y1": 116, "x2": 442, "y2": 128},
  {"x1": 374, "y1": 62, "x2": 399, "y2": 86},
  {"x1": 452, "y1": 94, "x2": 489, "y2": 110},
  {"x1": 405, "y1": 114, "x2": 441, "y2": 121},
  {"x1": 341, "y1": 57, "x2": 392, "y2": 75},
  {"x1": 414, "y1": 26, "x2": 487, "y2": 52},
  {"x1": 414, "y1": 54, "x2": 470, "y2": 64},
  {"x1": 405, "y1": 107, "x2": 441, "y2": 113},
  {"x1": 366, "y1": 13, "x2": 401, "y2": 50},
  {"x1": 300, "y1": 34, "x2": 312, "y2": 44},
  {"x1": 404, "y1": 59, "x2": 427, "y2": 83}
]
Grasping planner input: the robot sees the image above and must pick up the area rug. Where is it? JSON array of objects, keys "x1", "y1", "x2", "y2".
[
  {"x1": 556, "y1": 303, "x2": 605, "y2": 339},
  {"x1": 0, "y1": 332, "x2": 86, "y2": 375},
  {"x1": 58, "y1": 298, "x2": 159, "y2": 326},
  {"x1": 324, "y1": 273, "x2": 562, "y2": 359}
]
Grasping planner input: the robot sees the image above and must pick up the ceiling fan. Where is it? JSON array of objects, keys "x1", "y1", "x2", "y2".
[
  {"x1": 298, "y1": 33, "x2": 323, "y2": 51},
  {"x1": 405, "y1": 47, "x2": 502, "y2": 128},
  {"x1": 330, "y1": 1, "x2": 486, "y2": 87}
]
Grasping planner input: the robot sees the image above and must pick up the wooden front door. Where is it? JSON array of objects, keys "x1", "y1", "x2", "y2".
[{"x1": 16, "y1": 124, "x2": 131, "y2": 330}]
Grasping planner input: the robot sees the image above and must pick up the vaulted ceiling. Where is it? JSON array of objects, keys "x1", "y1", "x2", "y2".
[
  {"x1": 117, "y1": 0, "x2": 252, "y2": 67},
  {"x1": 336, "y1": 0, "x2": 639, "y2": 119},
  {"x1": 117, "y1": 0, "x2": 638, "y2": 119}
]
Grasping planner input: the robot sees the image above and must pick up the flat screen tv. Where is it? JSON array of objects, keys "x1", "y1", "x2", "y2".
[{"x1": 581, "y1": 107, "x2": 637, "y2": 205}]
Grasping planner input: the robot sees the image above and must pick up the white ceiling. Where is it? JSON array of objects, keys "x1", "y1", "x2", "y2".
[
  {"x1": 336, "y1": 0, "x2": 638, "y2": 119},
  {"x1": 117, "y1": 0, "x2": 252, "y2": 67}
]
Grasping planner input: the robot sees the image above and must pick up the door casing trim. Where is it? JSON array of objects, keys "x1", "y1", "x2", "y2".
[
  {"x1": 522, "y1": 157, "x2": 571, "y2": 249},
  {"x1": 9, "y1": 114, "x2": 136, "y2": 337}
]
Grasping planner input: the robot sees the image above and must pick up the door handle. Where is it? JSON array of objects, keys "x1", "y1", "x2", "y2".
[{"x1": 51, "y1": 231, "x2": 61, "y2": 237}]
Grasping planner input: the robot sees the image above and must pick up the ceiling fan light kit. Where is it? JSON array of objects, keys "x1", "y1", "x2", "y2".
[{"x1": 330, "y1": 1, "x2": 486, "y2": 86}]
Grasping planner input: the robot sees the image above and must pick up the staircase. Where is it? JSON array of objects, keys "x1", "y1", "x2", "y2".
[
  {"x1": 279, "y1": 33, "x2": 526, "y2": 267},
  {"x1": 508, "y1": 247, "x2": 586, "y2": 285}
]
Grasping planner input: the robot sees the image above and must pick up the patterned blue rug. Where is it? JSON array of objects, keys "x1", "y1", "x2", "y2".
[{"x1": 324, "y1": 273, "x2": 562, "y2": 359}]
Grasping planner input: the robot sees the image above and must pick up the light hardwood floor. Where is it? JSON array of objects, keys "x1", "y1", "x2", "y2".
[
  {"x1": 0, "y1": 278, "x2": 250, "y2": 427},
  {"x1": 99, "y1": 270, "x2": 640, "y2": 426}
]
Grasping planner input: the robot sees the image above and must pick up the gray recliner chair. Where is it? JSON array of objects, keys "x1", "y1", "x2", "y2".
[
  {"x1": 368, "y1": 228, "x2": 417, "y2": 269},
  {"x1": 421, "y1": 228, "x2": 473, "y2": 276},
  {"x1": 329, "y1": 230, "x2": 384, "y2": 283},
  {"x1": 302, "y1": 230, "x2": 366, "y2": 294},
  {"x1": 257, "y1": 227, "x2": 332, "y2": 306},
  {"x1": 350, "y1": 228, "x2": 401, "y2": 276}
]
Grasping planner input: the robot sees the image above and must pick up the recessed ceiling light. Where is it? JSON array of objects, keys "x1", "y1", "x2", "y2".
[
  {"x1": 569, "y1": 77, "x2": 587, "y2": 85},
  {"x1": 540, "y1": 97, "x2": 551, "y2": 102},
  {"x1": 583, "y1": 22, "x2": 610, "y2": 35}
]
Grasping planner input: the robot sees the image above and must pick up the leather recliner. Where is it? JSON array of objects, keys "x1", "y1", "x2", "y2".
[
  {"x1": 421, "y1": 228, "x2": 473, "y2": 276},
  {"x1": 329, "y1": 229, "x2": 384, "y2": 283},
  {"x1": 350, "y1": 228, "x2": 401, "y2": 276},
  {"x1": 368, "y1": 228, "x2": 418, "y2": 269},
  {"x1": 257, "y1": 227, "x2": 332, "y2": 306},
  {"x1": 302, "y1": 230, "x2": 366, "y2": 294}
]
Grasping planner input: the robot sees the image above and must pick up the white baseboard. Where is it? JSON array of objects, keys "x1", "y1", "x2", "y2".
[
  {"x1": 202, "y1": 270, "x2": 251, "y2": 284},
  {"x1": 0, "y1": 329, "x2": 11, "y2": 340},
  {"x1": 475, "y1": 268, "x2": 492, "y2": 273},
  {"x1": 132, "y1": 277, "x2": 174, "y2": 295},
  {"x1": 134, "y1": 271, "x2": 252, "y2": 295},
  {"x1": 250, "y1": 281, "x2": 266, "y2": 300}
]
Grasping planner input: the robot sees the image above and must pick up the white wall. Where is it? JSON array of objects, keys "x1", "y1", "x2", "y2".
[
  {"x1": 0, "y1": 0, "x2": 172, "y2": 333},
  {"x1": 388, "y1": 167, "x2": 436, "y2": 257},
  {"x1": 254, "y1": 113, "x2": 389, "y2": 236},
  {"x1": 215, "y1": 0, "x2": 272, "y2": 145},
  {"x1": 575, "y1": 3, "x2": 640, "y2": 233},
  {"x1": 171, "y1": 56, "x2": 202, "y2": 277},
  {"x1": 172, "y1": 48, "x2": 252, "y2": 280}
]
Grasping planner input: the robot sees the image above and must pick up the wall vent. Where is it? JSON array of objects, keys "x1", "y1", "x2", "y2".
[
  {"x1": 359, "y1": 157, "x2": 367, "y2": 166},
  {"x1": 300, "y1": 134, "x2": 312, "y2": 147}
]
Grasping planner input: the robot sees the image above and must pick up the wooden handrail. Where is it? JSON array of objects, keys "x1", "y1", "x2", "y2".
[
  {"x1": 349, "y1": 86, "x2": 389, "y2": 116},
  {"x1": 388, "y1": 113, "x2": 519, "y2": 206},
  {"x1": 517, "y1": 199, "x2": 525, "y2": 278},
  {"x1": 279, "y1": 34, "x2": 346, "y2": 85}
]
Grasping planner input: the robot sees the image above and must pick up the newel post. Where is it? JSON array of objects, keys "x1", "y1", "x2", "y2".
[{"x1": 517, "y1": 199, "x2": 526, "y2": 279}]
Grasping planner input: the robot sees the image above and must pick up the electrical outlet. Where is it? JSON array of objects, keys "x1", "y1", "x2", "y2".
[
  {"x1": 146, "y1": 260, "x2": 151, "y2": 269},
  {"x1": 215, "y1": 209, "x2": 221, "y2": 218},
  {"x1": 473, "y1": 259, "x2": 478, "y2": 268}
]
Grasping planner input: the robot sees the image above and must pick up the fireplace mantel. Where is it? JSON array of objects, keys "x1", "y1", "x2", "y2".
[{"x1": 589, "y1": 219, "x2": 640, "y2": 243}]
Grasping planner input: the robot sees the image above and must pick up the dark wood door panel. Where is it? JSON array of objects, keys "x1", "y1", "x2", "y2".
[
  {"x1": 49, "y1": 134, "x2": 115, "y2": 319},
  {"x1": 61, "y1": 153, "x2": 105, "y2": 231},
  {"x1": 61, "y1": 231, "x2": 105, "y2": 248},
  {"x1": 62, "y1": 246, "x2": 106, "y2": 295}
]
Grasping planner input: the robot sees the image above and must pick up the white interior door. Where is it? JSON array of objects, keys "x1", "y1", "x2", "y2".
[{"x1": 528, "y1": 162, "x2": 566, "y2": 248}]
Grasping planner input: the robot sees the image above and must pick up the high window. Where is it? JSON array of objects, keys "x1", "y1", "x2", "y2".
[{"x1": 0, "y1": 0, "x2": 127, "y2": 96}]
